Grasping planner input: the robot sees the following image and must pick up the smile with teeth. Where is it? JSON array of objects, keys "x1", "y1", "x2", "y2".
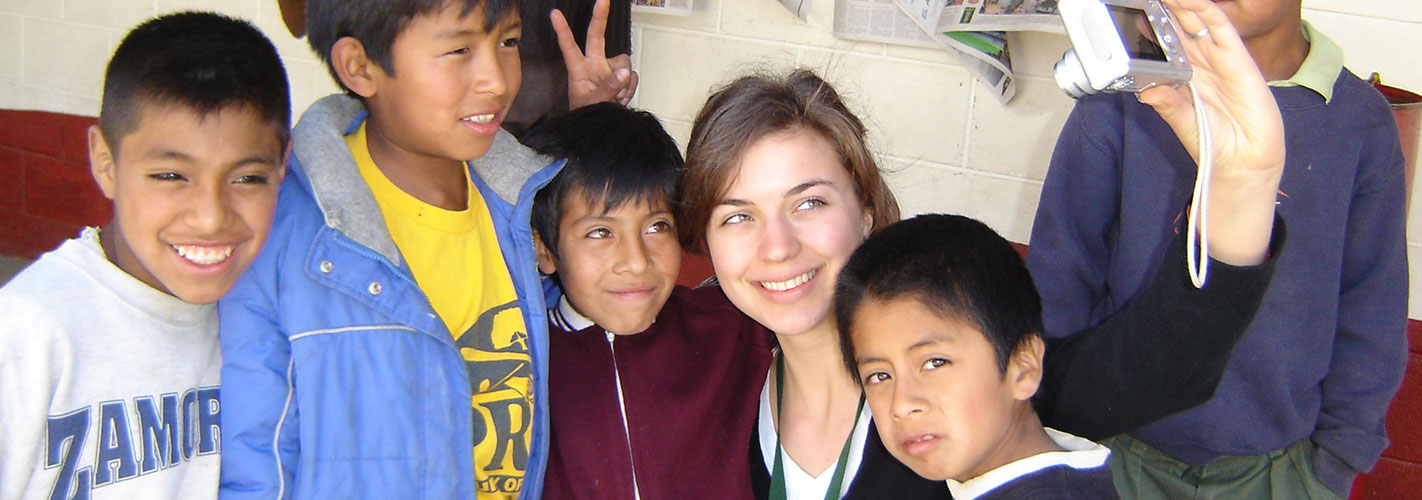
[
  {"x1": 902, "y1": 434, "x2": 939, "y2": 455},
  {"x1": 462, "y1": 113, "x2": 496, "y2": 124},
  {"x1": 173, "y1": 245, "x2": 234, "y2": 265},
  {"x1": 905, "y1": 435, "x2": 935, "y2": 445},
  {"x1": 759, "y1": 269, "x2": 816, "y2": 292}
]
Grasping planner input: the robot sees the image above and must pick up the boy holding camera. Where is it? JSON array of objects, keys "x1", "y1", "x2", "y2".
[{"x1": 1028, "y1": 0, "x2": 1408, "y2": 497}]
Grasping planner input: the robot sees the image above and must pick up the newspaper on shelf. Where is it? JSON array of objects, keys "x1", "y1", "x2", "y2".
[
  {"x1": 833, "y1": 0, "x2": 1066, "y2": 103},
  {"x1": 899, "y1": 0, "x2": 1063, "y2": 34},
  {"x1": 632, "y1": 0, "x2": 693, "y2": 17},
  {"x1": 833, "y1": 0, "x2": 939, "y2": 48}
]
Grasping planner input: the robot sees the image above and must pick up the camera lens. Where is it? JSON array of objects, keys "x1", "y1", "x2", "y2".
[{"x1": 1054, "y1": 49, "x2": 1093, "y2": 99}]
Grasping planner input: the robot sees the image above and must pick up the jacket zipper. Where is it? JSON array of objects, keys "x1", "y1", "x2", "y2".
[{"x1": 607, "y1": 331, "x2": 643, "y2": 500}]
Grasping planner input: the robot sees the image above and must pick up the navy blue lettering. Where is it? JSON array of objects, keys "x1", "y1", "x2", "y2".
[
  {"x1": 42, "y1": 389, "x2": 219, "y2": 497},
  {"x1": 480, "y1": 397, "x2": 530, "y2": 472},
  {"x1": 45, "y1": 408, "x2": 91, "y2": 500},
  {"x1": 196, "y1": 387, "x2": 220, "y2": 454},
  {"x1": 94, "y1": 401, "x2": 138, "y2": 486},
  {"x1": 134, "y1": 394, "x2": 181, "y2": 472},
  {"x1": 180, "y1": 389, "x2": 198, "y2": 460},
  {"x1": 476, "y1": 476, "x2": 523, "y2": 493}
]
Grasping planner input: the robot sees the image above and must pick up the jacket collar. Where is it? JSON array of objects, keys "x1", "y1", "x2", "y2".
[
  {"x1": 1267, "y1": 21, "x2": 1343, "y2": 103},
  {"x1": 289, "y1": 94, "x2": 552, "y2": 264}
]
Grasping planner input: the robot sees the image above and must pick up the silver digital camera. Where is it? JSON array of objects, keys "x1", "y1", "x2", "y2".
[{"x1": 1053, "y1": 0, "x2": 1192, "y2": 98}]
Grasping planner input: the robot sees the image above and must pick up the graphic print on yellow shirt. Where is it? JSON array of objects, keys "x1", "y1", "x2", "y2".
[{"x1": 348, "y1": 124, "x2": 531, "y2": 498}]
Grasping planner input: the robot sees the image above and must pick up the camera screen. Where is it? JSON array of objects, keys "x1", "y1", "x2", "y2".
[{"x1": 1107, "y1": 5, "x2": 1167, "y2": 62}]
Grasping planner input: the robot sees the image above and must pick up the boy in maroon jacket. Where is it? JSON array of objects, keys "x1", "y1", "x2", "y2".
[{"x1": 524, "y1": 102, "x2": 773, "y2": 500}]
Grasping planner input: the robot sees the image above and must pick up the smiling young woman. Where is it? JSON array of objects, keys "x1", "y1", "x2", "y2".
[{"x1": 677, "y1": 70, "x2": 945, "y2": 499}]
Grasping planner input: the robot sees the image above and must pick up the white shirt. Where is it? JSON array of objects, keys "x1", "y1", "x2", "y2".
[
  {"x1": 0, "y1": 228, "x2": 221, "y2": 500},
  {"x1": 756, "y1": 368, "x2": 872, "y2": 500}
]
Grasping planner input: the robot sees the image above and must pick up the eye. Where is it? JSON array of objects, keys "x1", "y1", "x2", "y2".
[
  {"x1": 862, "y1": 371, "x2": 891, "y2": 385},
  {"x1": 234, "y1": 174, "x2": 269, "y2": 185},
  {"x1": 149, "y1": 172, "x2": 186, "y2": 182},
  {"x1": 446, "y1": 47, "x2": 471, "y2": 56},
  {"x1": 795, "y1": 198, "x2": 825, "y2": 211},
  {"x1": 647, "y1": 220, "x2": 673, "y2": 234},
  {"x1": 585, "y1": 227, "x2": 612, "y2": 239},
  {"x1": 501, "y1": 36, "x2": 520, "y2": 48},
  {"x1": 923, "y1": 357, "x2": 948, "y2": 371},
  {"x1": 720, "y1": 213, "x2": 751, "y2": 226}
]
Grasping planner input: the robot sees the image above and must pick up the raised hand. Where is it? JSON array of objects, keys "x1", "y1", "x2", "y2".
[
  {"x1": 551, "y1": 0, "x2": 639, "y2": 109},
  {"x1": 1138, "y1": 0, "x2": 1285, "y2": 266}
]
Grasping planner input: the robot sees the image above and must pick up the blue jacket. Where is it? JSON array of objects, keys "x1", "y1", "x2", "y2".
[{"x1": 218, "y1": 95, "x2": 562, "y2": 500}]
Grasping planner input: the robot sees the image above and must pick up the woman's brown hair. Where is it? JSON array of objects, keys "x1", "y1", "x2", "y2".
[{"x1": 676, "y1": 69, "x2": 900, "y2": 254}]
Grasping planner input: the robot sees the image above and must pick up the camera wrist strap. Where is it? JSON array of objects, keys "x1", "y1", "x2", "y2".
[{"x1": 1185, "y1": 80, "x2": 1213, "y2": 288}]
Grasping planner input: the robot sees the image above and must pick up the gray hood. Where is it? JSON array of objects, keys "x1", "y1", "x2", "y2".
[{"x1": 289, "y1": 94, "x2": 552, "y2": 265}]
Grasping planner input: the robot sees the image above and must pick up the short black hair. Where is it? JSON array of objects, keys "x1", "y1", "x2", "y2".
[
  {"x1": 834, "y1": 214, "x2": 1043, "y2": 377},
  {"x1": 99, "y1": 11, "x2": 290, "y2": 153},
  {"x1": 306, "y1": 0, "x2": 516, "y2": 93},
  {"x1": 524, "y1": 102, "x2": 684, "y2": 261}
]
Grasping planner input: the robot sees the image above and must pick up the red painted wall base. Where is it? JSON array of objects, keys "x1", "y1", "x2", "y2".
[{"x1": 0, "y1": 110, "x2": 110, "y2": 257}]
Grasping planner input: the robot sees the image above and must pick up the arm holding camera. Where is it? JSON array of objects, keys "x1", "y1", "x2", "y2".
[
  {"x1": 1035, "y1": 0, "x2": 1289, "y2": 437},
  {"x1": 1139, "y1": 0, "x2": 1284, "y2": 266}
]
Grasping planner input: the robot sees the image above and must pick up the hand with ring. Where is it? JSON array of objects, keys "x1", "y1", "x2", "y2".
[{"x1": 1141, "y1": 0, "x2": 1286, "y2": 265}]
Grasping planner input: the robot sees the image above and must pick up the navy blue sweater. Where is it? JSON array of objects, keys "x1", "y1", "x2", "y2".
[
  {"x1": 972, "y1": 463, "x2": 1119, "y2": 500},
  {"x1": 1026, "y1": 68, "x2": 1408, "y2": 495}
]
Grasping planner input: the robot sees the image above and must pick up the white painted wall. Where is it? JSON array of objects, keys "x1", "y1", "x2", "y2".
[
  {"x1": 0, "y1": 0, "x2": 340, "y2": 127},
  {"x1": 2, "y1": 0, "x2": 1419, "y2": 317}
]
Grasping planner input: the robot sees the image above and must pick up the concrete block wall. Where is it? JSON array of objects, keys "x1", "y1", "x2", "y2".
[
  {"x1": 0, "y1": 0, "x2": 342, "y2": 130},
  {"x1": 626, "y1": 0, "x2": 1422, "y2": 320}
]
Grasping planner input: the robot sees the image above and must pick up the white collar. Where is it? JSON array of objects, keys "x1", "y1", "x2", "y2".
[
  {"x1": 549, "y1": 294, "x2": 656, "y2": 335},
  {"x1": 945, "y1": 428, "x2": 1111, "y2": 500},
  {"x1": 71, "y1": 227, "x2": 213, "y2": 323},
  {"x1": 550, "y1": 295, "x2": 597, "y2": 332}
]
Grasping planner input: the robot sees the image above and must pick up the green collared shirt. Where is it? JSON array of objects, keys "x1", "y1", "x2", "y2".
[{"x1": 1268, "y1": 20, "x2": 1344, "y2": 103}]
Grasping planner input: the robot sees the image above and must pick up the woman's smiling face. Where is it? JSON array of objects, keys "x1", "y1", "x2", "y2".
[{"x1": 705, "y1": 127, "x2": 870, "y2": 336}]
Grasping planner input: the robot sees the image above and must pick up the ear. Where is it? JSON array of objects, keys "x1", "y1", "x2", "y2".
[
  {"x1": 1006, "y1": 334, "x2": 1046, "y2": 401},
  {"x1": 88, "y1": 125, "x2": 117, "y2": 200},
  {"x1": 330, "y1": 36, "x2": 381, "y2": 98},
  {"x1": 274, "y1": 135, "x2": 291, "y2": 184},
  {"x1": 533, "y1": 230, "x2": 559, "y2": 275},
  {"x1": 861, "y1": 208, "x2": 874, "y2": 239}
]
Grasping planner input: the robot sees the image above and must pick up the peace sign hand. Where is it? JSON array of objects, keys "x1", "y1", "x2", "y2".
[{"x1": 551, "y1": 0, "x2": 639, "y2": 109}]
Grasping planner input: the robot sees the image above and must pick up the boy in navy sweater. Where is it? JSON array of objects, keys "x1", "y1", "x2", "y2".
[
  {"x1": 1027, "y1": 0, "x2": 1408, "y2": 497},
  {"x1": 835, "y1": 214, "x2": 1122, "y2": 500}
]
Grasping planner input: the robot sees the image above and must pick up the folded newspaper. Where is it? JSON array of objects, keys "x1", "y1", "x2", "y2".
[{"x1": 834, "y1": 0, "x2": 1065, "y2": 103}]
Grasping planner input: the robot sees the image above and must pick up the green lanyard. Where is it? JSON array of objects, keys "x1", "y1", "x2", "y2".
[{"x1": 769, "y1": 353, "x2": 867, "y2": 500}]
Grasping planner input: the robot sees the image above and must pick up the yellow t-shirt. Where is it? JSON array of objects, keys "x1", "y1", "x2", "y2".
[{"x1": 347, "y1": 124, "x2": 532, "y2": 498}]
